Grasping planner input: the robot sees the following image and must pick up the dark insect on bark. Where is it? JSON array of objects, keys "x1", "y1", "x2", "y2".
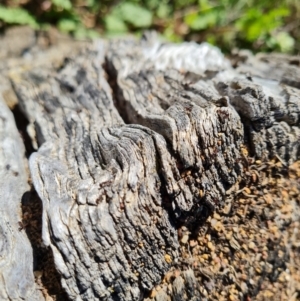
[{"x1": 18, "y1": 221, "x2": 26, "y2": 231}]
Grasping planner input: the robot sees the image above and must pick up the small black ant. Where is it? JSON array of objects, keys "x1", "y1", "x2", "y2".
[
  {"x1": 18, "y1": 221, "x2": 26, "y2": 231},
  {"x1": 218, "y1": 110, "x2": 230, "y2": 119}
]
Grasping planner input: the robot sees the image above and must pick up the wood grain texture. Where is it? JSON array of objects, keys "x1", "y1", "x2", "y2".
[
  {"x1": 7, "y1": 33, "x2": 300, "y2": 301},
  {"x1": 106, "y1": 36, "x2": 245, "y2": 220},
  {"x1": 0, "y1": 26, "x2": 86, "y2": 109},
  {"x1": 0, "y1": 97, "x2": 43, "y2": 301},
  {"x1": 227, "y1": 49, "x2": 300, "y2": 163},
  {"x1": 12, "y1": 45, "x2": 181, "y2": 301},
  {"x1": 106, "y1": 33, "x2": 300, "y2": 164}
]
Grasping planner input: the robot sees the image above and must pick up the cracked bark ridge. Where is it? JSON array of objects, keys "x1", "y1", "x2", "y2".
[
  {"x1": 12, "y1": 45, "x2": 179, "y2": 301},
  {"x1": 106, "y1": 37, "x2": 244, "y2": 219},
  {"x1": 106, "y1": 33, "x2": 300, "y2": 164},
  {"x1": 220, "y1": 50, "x2": 300, "y2": 163},
  {"x1": 0, "y1": 97, "x2": 43, "y2": 300}
]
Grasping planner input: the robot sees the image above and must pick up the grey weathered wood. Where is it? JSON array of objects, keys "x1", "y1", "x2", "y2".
[
  {"x1": 0, "y1": 26, "x2": 86, "y2": 109},
  {"x1": 0, "y1": 96, "x2": 44, "y2": 300},
  {"x1": 106, "y1": 37, "x2": 244, "y2": 219},
  {"x1": 106, "y1": 33, "x2": 300, "y2": 165},
  {"x1": 225, "y1": 49, "x2": 300, "y2": 163},
  {"x1": 12, "y1": 45, "x2": 181, "y2": 301},
  {"x1": 5, "y1": 32, "x2": 300, "y2": 301}
]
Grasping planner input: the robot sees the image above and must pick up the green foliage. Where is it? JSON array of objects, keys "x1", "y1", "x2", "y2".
[
  {"x1": 58, "y1": 18, "x2": 77, "y2": 32},
  {"x1": 0, "y1": 5, "x2": 37, "y2": 27},
  {"x1": 73, "y1": 27, "x2": 99, "y2": 39},
  {"x1": 105, "y1": 15, "x2": 128, "y2": 34},
  {"x1": 184, "y1": 0, "x2": 222, "y2": 31},
  {"x1": 184, "y1": 10, "x2": 219, "y2": 31},
  {"x1": 235, "y1": 7, "x2": 289, "y2": 41},
  {"x1": 51, "y1": 0, "x2": 72, "y2": 11},
  {"x1": 111, "y1": 3, "x2": 152, "y2": 28},
  {"x1": 268, "y1": 32, "x2": 295, "y2": 53},
  {"x1": 105, "y1": 2, "x2": 153, "y2": 35},
  {"x1": 0, "y1": 0, "x2": 299, "y2": 53}
]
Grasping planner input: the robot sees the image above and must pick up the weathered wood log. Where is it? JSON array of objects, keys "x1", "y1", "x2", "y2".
[
  {"x1": 0, "y1": 96, "x2": 43, "y2": 300},
  {"x1": 12, "y1": 45, "x2": 182, "y2": 301},
  {"x1": 106, "y1": 33, "x2": 300, "y2": 164},
  {"x1": 106, "y1": 36, "x2": 244, "y2": 219},
  {"x1": 1, "y1": 29, "x2": 299, "y2": 301}
]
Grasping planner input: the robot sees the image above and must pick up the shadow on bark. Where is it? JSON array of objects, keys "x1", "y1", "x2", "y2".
[
  {"x1": 21, "y1": 189, "x2": 70, "y2": 301},
  {"x1": 11, "y1": 104, "x2": 35, "y2": 158}
]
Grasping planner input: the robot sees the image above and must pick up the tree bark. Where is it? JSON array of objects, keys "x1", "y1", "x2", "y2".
[
  {"x1": 0, "y1": 96, "x2": 43, "y2": 300},
  {"x1": 1, "y1": 29, "x2": 300, "y2": 301}
]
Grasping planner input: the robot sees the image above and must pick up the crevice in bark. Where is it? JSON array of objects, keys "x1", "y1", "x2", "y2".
[
  {"x1": 21, "y1": 189, "x2": 70, "y2": 301},
  {"x1": 103, "y1": 59, "x2": 131, "y2": 124},
  {"x1": 105, "y1": 61, "x2": 229, "y2": 228},
  {"x1": 11, "y1": 104, "x2": 36, "y2": 158}
]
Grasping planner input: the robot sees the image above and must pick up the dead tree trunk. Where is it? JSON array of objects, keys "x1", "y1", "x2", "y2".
[
  {"x1": 0, "y1": 96, "x2": 43, "y2": 300},
  {"x1": 1, "y1": 29, "x2": 300, "y2": 301}
]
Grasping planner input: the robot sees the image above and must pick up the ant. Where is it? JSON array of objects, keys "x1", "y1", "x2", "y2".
[
  {"x1": 218, "y1": 110, "x2": 230, "y2": 119},
  {"x1": 18, "y1": 221, "x2": 27, "y2": 231},
  {"x1": 171, "y1": 190, "x2": 182, "y2": 199},
  {"x1": 99, "y1": 178, "x2": 113, "y2": 188}
]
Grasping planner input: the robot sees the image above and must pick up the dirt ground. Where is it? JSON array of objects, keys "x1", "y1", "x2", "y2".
[{"x1": 147, "y1": 154, "x2": 300, "y2": 301}]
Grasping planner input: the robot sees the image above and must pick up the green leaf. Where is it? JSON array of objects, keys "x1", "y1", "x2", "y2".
[
  {"x1": 184, "y1": 12, "x2": 198, "y2": 27},
  {"x1": 51, "y1": 0, "x2": 72, "y2": 10},
  {"x1": 268, "y1": 7, "x2": 290, "y2": 18},
  {"x1": 105, "y1": 14, "x2": 128, "y2": 33},
  {"x1": 145, "y1": 0, "x2": 161, "y2": 10},
  {"x1": 206, "y1": 34, "x2": 216, "y2": 45},
  {"x1": 198, "y1": 0, "x2": 211, "y2": 10},
  {"x1": 247, "y1": 22, "x2": 264, "y2": 41},
  {"x1": 184, "y1": 10, "x2": 218, "y2": 30},
  {"x1": 274, "y1": 32, "x2": 295, "y2": 53},
  {"x1": 116, "y1": 3, "x2": 153, "y2": 28},
  {"x1": 157, "y1": 3, "x2": 172, "y2": 18},
  {"x1": 163, "y1": 26, "x2": 183, "y2": 42},
  {"x1": 86, "y1": 0, "x2": 96, "y2": 7},
  {"x1": 0, "y1": 5, "x2": 37, "y2": 27},
  {"x1": 235, "y1": 6, "x2": 291, "y2": 43},
  {"x1": 58, "y1": 19, "x2": 77, "y2": 32},
  {"x1": 74, "y1": 27, "x2": 100, "y2": 39}
]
